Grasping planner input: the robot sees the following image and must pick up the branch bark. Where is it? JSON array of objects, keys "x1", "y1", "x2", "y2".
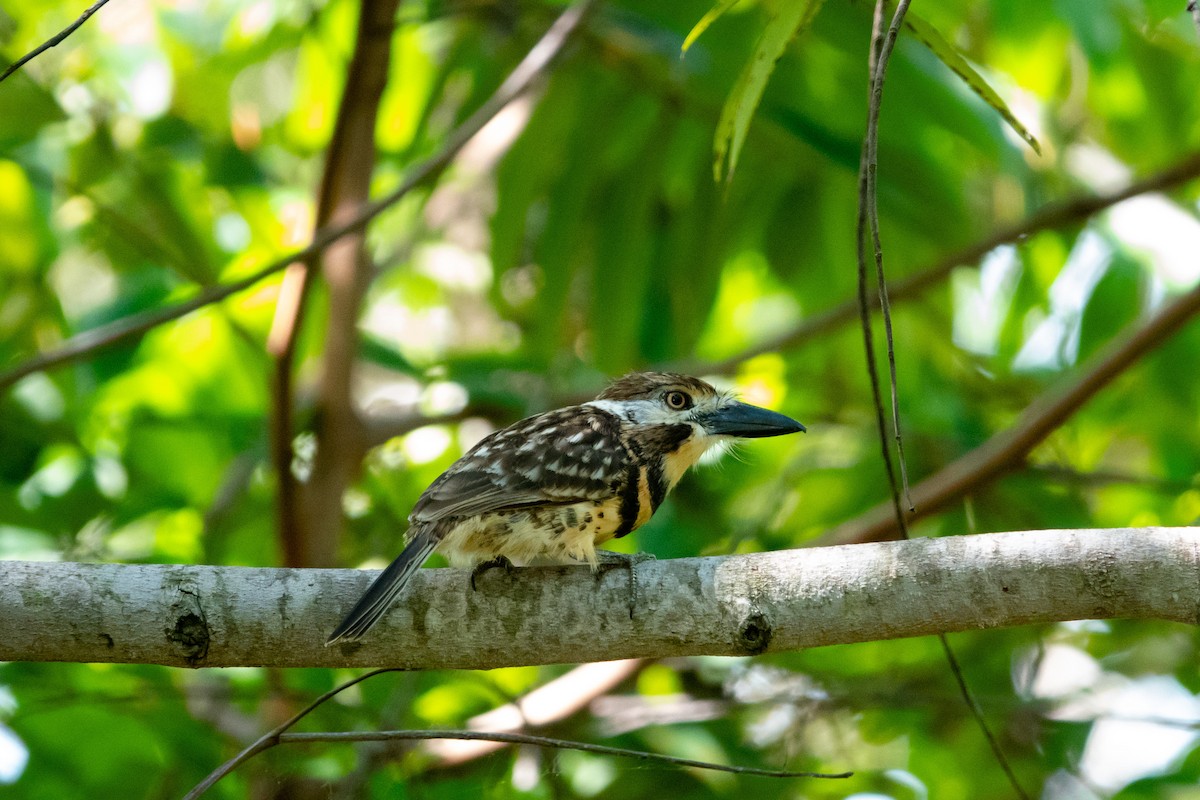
[{"x1": 3, "y1": 527, "x2": 1197, "y2": 669}]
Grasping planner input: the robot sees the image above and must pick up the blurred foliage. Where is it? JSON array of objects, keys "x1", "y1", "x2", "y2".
[{"x1": 2, "y1": 0, "x2": 1200, "y2": 798}]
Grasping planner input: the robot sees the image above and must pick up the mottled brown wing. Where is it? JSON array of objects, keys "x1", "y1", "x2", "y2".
[{"x1": 409, "y1": 405, "x2": 630, "y2": 524}]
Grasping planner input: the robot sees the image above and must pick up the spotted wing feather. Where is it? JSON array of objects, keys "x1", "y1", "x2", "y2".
[{"x1": 409, "y1": 406, "x2": 630, "y2": 524}]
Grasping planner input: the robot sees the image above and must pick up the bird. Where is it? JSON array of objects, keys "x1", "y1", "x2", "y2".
[{"x1": 326, "y1": 371, "x2": 806, "y2": 645}]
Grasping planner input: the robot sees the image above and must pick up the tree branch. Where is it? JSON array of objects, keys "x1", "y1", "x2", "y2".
[
  {"x1": 193, "y1": 718, "x2": 846, "y2": 799},
  {"x1": 183, "y1": 667, "x2": 402, "y2": 800},
  {"x1": 0, "y1": 0, "x2": 113, "y2": 83},
  {"x1": 269, "y1": 0, "x2": 401, "y2": 567},
  {"x1": 699, "y1": 150, "x2": 1200, "y2": 375},
  {"x1": 3, "y1": 527, "x2": 1197, "y2": 668},
  {"x1": 277, "y1": 729, "x2": 846, "y2": 778},
  {"x1": 423, "y1": 659, "x2": 645, "y2": 767},
  {"x1": 827, "y1": 280, "x2": 1200, "y2": 544}
]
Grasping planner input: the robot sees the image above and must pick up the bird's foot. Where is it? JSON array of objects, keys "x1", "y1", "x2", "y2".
[
  {"x1": 595, "y1": 551, "x2": 656, "y2": 620},
  {"x1": 470, "y1": 555, "x2": 516, "y2": 591}
]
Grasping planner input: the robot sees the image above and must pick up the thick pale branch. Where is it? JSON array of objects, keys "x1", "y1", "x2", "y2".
[{"x1": 2, "y1": 527, "x2": 1197, "y2": 669}]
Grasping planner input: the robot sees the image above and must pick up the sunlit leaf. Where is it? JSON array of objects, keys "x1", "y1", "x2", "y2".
[
  {"x1": 901, "y1": 9, "x2": 1043, "y2": 155},
  {"x1": 713, "y1": 0, "x2": 826, "y2": 183},
  {"x1": 681, "y1": 0, "x2": 740, "y2": 56}
]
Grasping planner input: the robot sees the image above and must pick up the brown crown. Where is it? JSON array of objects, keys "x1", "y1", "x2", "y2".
[{"x1": 596, "y1": 372, "x2": 717, "y2": 402}]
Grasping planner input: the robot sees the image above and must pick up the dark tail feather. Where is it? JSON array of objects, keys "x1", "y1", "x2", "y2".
[{"x1": 325, "y1": 528, "x2": 439, "y2": 645}]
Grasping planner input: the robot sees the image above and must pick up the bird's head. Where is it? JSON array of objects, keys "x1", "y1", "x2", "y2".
[
  {"x1": 587, "y1": 372, "x2": 805, "y2": 484},
  {"x1": 592, "y1": 371, "x2": 805, "y2": 438}
]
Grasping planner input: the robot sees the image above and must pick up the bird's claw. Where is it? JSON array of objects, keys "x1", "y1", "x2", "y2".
[
  {"x1": 596, "y1": 551, "x2": 655, "y2": 620},
  {"x1": 470, "y1": 555, "x2": 516, "y2": 591}
]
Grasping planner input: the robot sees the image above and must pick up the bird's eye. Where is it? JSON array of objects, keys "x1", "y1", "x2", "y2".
[{"x1": 664, "y1": 390, "x2": 692, "y2": 410}]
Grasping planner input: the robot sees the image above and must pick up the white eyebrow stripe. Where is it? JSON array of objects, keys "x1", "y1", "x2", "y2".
[{"x1": 584, "y1": 399, "x2": 625, "y2": 416}]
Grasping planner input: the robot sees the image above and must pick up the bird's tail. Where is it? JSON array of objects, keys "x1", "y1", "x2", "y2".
[{"x1": 325, "y1": 527, "x2": 439, "y2": 646}]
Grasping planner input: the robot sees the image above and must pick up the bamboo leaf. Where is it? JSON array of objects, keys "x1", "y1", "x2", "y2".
[
  {"x1": 902, "y1": 10, "x2": 1042, "y2": 155},
  {"x1": 713, "y1": 0, "x2": 826, "y2": 183}
]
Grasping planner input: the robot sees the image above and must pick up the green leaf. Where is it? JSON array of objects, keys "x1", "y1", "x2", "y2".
[
  {"x1": 681, "y1": 0, "x2": 740, "y2": 56},
  {"x1": 902, "y1": 9, "x2": 1043, "y2": 155},
  {"x1": 359, "y1": 332, "x2": 419, "y2": 377},
  {"x1": 0, "y1": 73, "x2": 64, "y2": 148},
  {"x1": 713, "y1": 0, "x2": 827, "y2": 183}
]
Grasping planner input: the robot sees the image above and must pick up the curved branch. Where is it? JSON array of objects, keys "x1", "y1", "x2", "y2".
[
  {"x1": 183, "y1": 668, "x2": 401, "y2": 800},
  {"x1": 193, "y1": 719, "x2": 846, "y2": 799},
  {"x1": 2, "y1": 527, "x2": 1196, "y2": 668},
  {"x1": 855, "y1": 7, "x2": 1025, "y2": 795},
  {"x1": 827, "y1": 281, "x2": 1200, "y2": 544},
  {"x1": 700, "y1": 150, "x2": 1200, "y2": 375}
]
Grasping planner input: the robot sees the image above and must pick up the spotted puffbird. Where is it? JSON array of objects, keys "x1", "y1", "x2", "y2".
[{"x1": 326, "y1": 371, "x2": 805, "y2": 644}]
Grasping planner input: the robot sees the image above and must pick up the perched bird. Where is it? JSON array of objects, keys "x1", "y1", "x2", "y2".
[{"x1": 326, "y1": 372, "x2": 805, "y2": 644}]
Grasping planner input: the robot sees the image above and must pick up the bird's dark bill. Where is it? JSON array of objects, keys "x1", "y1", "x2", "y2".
[{"x1": 700, "y1": 401, "x2": 806, "y2": 438}]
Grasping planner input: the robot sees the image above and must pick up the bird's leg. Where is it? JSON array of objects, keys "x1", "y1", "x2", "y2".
[
  {"x1": 595, "y1": 551, "x2": 656, "y2": 619},
  {"x1": 470, "y1": 555, "x2": 516, "y2": 591}
]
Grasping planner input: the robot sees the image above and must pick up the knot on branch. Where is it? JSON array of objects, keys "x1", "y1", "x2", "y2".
[
  {"x1": 737, "y1": 611, "x2": 773, "y2": 655},
  {"x1": 165, "y1": 576, "x2": 211, "y2": 666},
  {"x1": 168, "y1": 612, "x2": 211, "y2": 666}
]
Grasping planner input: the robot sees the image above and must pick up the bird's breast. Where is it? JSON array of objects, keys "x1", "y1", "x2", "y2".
[{"x1": 437, "y1": 497, "x2": 627, "y2": 568}]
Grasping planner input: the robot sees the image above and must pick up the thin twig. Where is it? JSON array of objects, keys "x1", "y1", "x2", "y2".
[
  {"x1": 0, "y1": 261, "x2": 282, "y2": 393},
  {"x1": 0, "y1": 0, "x2": 599, "y2": 396},
  {"x1": 0, "y1": 0, "x2": 113, "y2": 83},
  {"x1": 278, "y1": 729, "x2": 852, "y2": 779},
  {"x1": 1031, "y1": 463, "x2": 1200, "y2": 493},
  {"x1": 184, "y1": 668, "x2": 849, "y2": 799},
  {"x1": 855, "y1": 0, "x2": 909, "y2": 549},
  {"x1": 864, "y1": 0, "x2": 915, "y2": 512},
  {"x1": 937, "y1": 635, "x2": 1028, "y2": 797},
  {"x1": 856, "y1": 5, "x2": 1030, "y2": 798},
  {"x1": 424, "y1": 659, "x2": 645, "y2": 767},
  {"x1": 184, "y1": 668, "x2": 404, "y2": 800},
  {"x1": 699, "y1": 150, "x2": 1200, "y2": 376}
]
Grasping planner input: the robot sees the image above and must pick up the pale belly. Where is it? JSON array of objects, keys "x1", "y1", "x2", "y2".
[{"x1": 436, "y1": 498, "x2": 625, "y2": 568}]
